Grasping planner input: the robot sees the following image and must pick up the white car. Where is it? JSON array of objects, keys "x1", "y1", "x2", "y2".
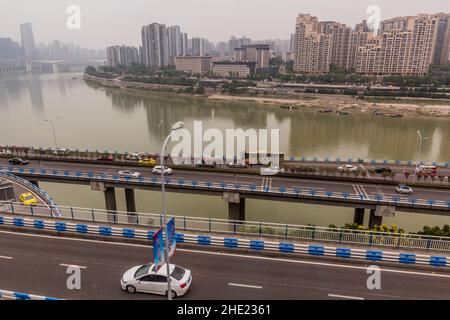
[
  {"x1": 126, "y1": 153, "x2": 143, "y2": 161},
  {"x1": 118, "y1": 170, "x2": 141, "y2": 178},
  {"x1": 152, "y1": 166, "x2": 173, "y2": 175},
  {"x1": 395, "y1": 185, "x2": 413, "y2": 195},
  {"x1": 121, "y1": 263, "x2": 192, "y2": 298},
  {"x1": 337, "y1": 164, "x2": 358, "y2": 172},
  {"x1": 260, "y1": 165, "x2": 285, "y2": 176}
]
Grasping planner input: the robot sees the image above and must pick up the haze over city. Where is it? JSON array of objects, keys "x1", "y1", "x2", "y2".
[{"x1": 1, "y1": 0, "x2": 450, "y2": 49}]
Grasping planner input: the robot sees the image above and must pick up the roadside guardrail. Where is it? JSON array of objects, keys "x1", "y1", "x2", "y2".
[
  {"x1": 0, "y1": 289, "x2": 61, "y2": 300},
  {"x1": 1, "y1": 200, "x2": 450, "y2": 252},
  {"x1": 0, "y1": 214, "x2": 448, "y2": 268}
]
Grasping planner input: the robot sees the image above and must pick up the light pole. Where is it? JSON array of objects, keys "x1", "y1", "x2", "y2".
[
  {"x1": 414, "y1": 130, "x2": 428, "y2": 183},
  {"x1": 160, "y1": 120, "x2": 184, "y2": 300},
  {"x1": 44, "y1": 117, "x2": 59, "y2": 151}
]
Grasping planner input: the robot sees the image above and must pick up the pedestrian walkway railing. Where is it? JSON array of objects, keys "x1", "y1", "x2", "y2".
[
  {"x1": 1, "y1": 167, "x2": 448, "y2": 210},
  {"x1": 1, "y1": 145, "x2": 449, "y2": 168},
  {"x1": 1, "y1": 200, "x2": 450, "y2": 252},
  {"x1": 0, "y1": 289, "x2": 61, "y2": 300}
]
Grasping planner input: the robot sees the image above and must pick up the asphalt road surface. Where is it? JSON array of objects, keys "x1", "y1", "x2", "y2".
[{"x1": 0, "y1": 230, "x2": 449, "y2": 300}]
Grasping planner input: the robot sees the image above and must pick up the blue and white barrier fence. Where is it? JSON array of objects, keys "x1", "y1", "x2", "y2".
[
  {"x1": 0, "y1": 289, "x2": 61, "y2": 300},
  {"x1": 1, "y1": 168, "x2": 448, "y2": 210},
  {"x1": 2, "y1": 200, "x2": 450, "y2": 252},
  {"x1": 0, "y1": 214, "x2": 448, "y2": 268}
]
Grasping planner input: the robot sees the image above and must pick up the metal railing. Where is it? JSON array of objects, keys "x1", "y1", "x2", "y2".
[
  {"x1": 1, "y1": 145, "x2": 449, "y2": 168},
  {"x1": 1, "y1": 166, "x2": 448, "y2": 210},
  {"x1": 1, "y1": 200, "x2": 450, "y2": 252}
]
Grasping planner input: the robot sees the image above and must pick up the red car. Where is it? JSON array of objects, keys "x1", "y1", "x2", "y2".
[{"x1": 97, "y1": 155, "x2": 114, "y2": 161}]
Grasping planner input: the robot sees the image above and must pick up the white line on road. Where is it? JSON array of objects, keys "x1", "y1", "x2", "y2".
[
  {"x1": 0, "y1": 255, "x2": 13, "y2": 260},
  {"x1": 229, "y1": 283, "x2": 263, "y2": 289},
  {"x1": 60, "y1": 263, "x2": 87, "y2": 269},
  {"x1": 328, "y1": 293, "x2": 364, "y2": 300}
]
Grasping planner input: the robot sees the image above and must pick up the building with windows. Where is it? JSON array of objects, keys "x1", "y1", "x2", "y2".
[
  {"x1": 20, "y1": 23, "x2": 36, "y2": 59},
  {"x1": 107, "y1": 45, "x2": 139, "y2": 67},
  {"x1": 212, "y1": 61, "x2": 255, "y2": 78},
  {"x1": 174, "y1": 56, "x2": 212, "y2": 74},
  {"x1": 234, "y1": 44, "x2": 270, "y2": 70},
  {"x1": 141, "y1": 23, "x2": 169, "y2": 69}
]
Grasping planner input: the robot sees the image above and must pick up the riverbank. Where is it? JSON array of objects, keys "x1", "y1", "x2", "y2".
[{"x1": 83, "y1": 74, "x2": 450, "y2": 118}]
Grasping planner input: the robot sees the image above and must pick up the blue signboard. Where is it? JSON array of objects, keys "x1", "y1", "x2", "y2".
[
  {"x1": 167, "y1": 218, "x2": 176, "y2": 258},
  {"x1": 152, "y1": 228, "x2": 164, "y2": 271}
]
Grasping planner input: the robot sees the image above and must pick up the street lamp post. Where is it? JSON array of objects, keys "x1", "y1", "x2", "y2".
[
  {"x1": 414, "y1": 130, "x2": 428, "y2": 184},
  {"x1": 44, "y1": 118, "x2": 59, "y2": 151},
  {"x1": 160, "y1": 121, "x2": 184, "y2": 300}
]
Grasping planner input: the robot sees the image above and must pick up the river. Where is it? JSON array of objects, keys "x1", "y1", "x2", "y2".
[{"x1": 1, "y1": 72, "x2": 449, "y2": 232}]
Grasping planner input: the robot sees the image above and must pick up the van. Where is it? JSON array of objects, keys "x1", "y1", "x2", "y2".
[{"x1": 415, "y1": 165, "x2": 437, "y2": 175}]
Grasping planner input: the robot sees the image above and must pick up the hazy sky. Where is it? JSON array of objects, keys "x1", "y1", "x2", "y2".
[{"x1": 1, "y1": 0, "x2": 449, "y2": 49}]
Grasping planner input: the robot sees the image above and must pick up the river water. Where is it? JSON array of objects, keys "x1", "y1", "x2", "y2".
[{"x1": 1, "y1": 72, "x2": 449, "y2": 231}]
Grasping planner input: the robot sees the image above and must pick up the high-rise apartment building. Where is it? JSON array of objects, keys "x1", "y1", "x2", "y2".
[
  {"x1": 107, "y1": 45, "x2": 139, "y2": 67},
  {"x1": 167, "y1": 25, "x2": 182, "y2": 58},
  {"x1": 192, "y1": 37, "x2": 209, "y2": 56},
  {"x1": 180, "y1": 33, "x2": 188, "y2": 56},
  {"x1": 431, "y1": 13, "x2": 450, "y2": 65},
  {"x1": 20, "y1": 23, "x2": 36, "y2": 60},
  {"x1": 355, "y1": 14, "x2": 438, "y2": 76},
  {"x1": 234, "y1": 44, "x2": 270, "y2": 70},
  {"x1": 293, "y1": 14, "x2": 333, "y2": 74},
  {"x1": 141, "y1": 23, "x2": 169, "y2": 69}
]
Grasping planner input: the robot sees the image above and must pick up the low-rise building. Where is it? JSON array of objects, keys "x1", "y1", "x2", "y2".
[
  {"x1": 212, "y1": 61, "x2": 256, "y2": 78},
  {"x1": 174, "y1": 56, "x2": 212, "y2": 74}
]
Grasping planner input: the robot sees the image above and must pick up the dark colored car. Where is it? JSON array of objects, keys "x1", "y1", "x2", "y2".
[
  {"x1": 97, "y1": 155, "x2": 114, "y2": 161},
  {"x1": 374, "y1": 167, "x2": 392, "y2": 174},
  {"x1": 8, "y1": 157, "x2": 29, "y2": 166}
]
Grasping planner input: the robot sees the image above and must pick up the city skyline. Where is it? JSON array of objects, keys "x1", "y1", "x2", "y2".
[{"x1": 1, "y1": 0, "x2": 450, "y2": 49}]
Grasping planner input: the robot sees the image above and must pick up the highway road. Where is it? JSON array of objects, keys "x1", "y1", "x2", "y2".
[
  {"x1": 0, "y1": 230, "x2": 449, "y2": 300},
  {"x1": 1, "y1": 158, "x2": 449, "y2": 204}
]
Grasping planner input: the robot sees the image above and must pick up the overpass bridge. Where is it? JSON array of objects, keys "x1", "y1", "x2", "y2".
[{"x1": 0, "y1": 157, "x2": 448, "y2": 229}]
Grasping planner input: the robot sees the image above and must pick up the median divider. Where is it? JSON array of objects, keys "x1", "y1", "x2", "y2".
[
  {"x1": 0, "y1": 289, "x2": 61, "y2": 300},
  {"x1": 0, "y1": 214, "x2": 448, "y2": 269}
]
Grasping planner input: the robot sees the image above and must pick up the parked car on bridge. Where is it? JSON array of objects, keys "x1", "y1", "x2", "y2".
[
  {"x1": 19, "y1": 192, "x2": 37, "y2": 206},
  {"x1": 97, "y1": 155, "x2": 114, "y2": 161},
  {"x1": 227, "y1": 162, "x2": 248, "y2": 168},
  {"x1": 121, "y1": 263, "x2": 192, "y2": 298},
  {"x1": 415, "y1": 165, "x2": 437, "y2": 176},
  {"x1": 337, "y1": 164, "x2": 358, "y2": 172},
  {"x1": 8, "y1": 157, "x2": 29, "y2": 166},
  {"x1": 152, "y1": 166, "x2": 173, "y2": 175},
  {"x1": 126, "y1": 153, "x2": 143, "y2": 161},
  {"x1": 118, "y1": 170, "x2": 141, "y2": 178},
  {"x1": 260, "y1": 165, "x2": 285, "y2": 176},
  {"x1": 373, "y1": 167, "x2": 392, "y2": 174},
  {"x1": 138, "y1": 158, "x2": 157, "y2": 166},
  {"x1": 52, "y1": 148, "x2": 70, "y2": 156},
  {"x1": 395, "y1": 185, "x2": 413, "y2": 195}
]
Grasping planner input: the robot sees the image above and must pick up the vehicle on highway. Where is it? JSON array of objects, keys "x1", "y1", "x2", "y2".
[
  {"x1": 118, "y1": 170, "x2": 141, "y2": 178},
  {"x1": 337, "y1": 164, "x2": 358, "y2": 172},
  {"x1": 395, "y1": 184, "x2": 413, "y2": 195},
  {"x1": 260, "y1": 165, "x2": 285, "y2": 176},
  {"x1": 138, "y1": 158, "x2": 157, "y2": 166},
  {"x1": 227, "y1": 162, "x2": 248, "y2": 168},
  {"x1": 8, "y1": 157, "x2": 29, "y2": 166},
  {"x1": 0, "y1": 149, "x2": 12, "y2": 155},
  {"x1": 97, "y1": 155, "x2": 114, "y2": 161},
  {"x1": 152, "y1": 166, "x2": 173, "y2": 175},
  {"x1": 373, "y1": 167, "x2": 392, "y2": 174},
  {"x1": 121, "y1": 263, "x2": 192, "y2": 298},
  {"x1": 415, "y1": 165, "x2": 437, "y2": 176},
  {"x1": 126, "y1": 153, "x2": 143, "y2": 161},
  {"x1": 52, "y1": 148, "x2": 70, "y2": 156},
  {"x1": 19, "y1": 192, "x2": 37, "y2": 206}
]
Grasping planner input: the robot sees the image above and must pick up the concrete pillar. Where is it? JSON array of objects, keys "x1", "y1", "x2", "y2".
[
  {"x1": 353, "y1": 208, "x2": 365, "y2": 225},
  {"x1": 104, "y1": 187, "x2": 117, "y2": 222},
  {"x1": 228, "y1": 197, "x2": 245, "y2": 221},
  {"x1": 125, "y1": 188, "x2": 136, "y2": 213},
  {"x1": 369, "y1": 209, "x2": 382, "y2": 229},
  {"x1": 29, "y1": 180, "x2": 39, "y2": 188}
]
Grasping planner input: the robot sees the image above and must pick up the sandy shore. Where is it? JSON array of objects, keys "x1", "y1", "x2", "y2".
[{"x1": 208, "y1": 94, "x2": 450, "y2": 118}]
